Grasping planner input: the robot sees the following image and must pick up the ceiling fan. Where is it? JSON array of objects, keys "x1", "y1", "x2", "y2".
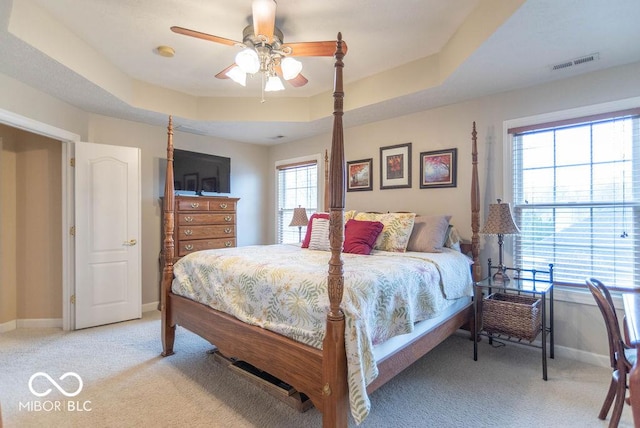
[{"x1": 171, "y1": 0, "x2": 347, "y2": 96}]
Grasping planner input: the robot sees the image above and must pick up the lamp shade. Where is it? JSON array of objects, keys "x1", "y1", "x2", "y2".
[
  {"x1": 225, "y1": 66, "x2": 247, "y2": 86},
  {"x1": 289, "y1": 206, "x2": 309, "y2": 227},
  {"x1": 480, "y1": 200, "x2": 520, "y2": 235},
  {"x1": 281, "y1": 57, "x2": 303, "y2": 80},
  {"x1": 265, "y1": 75, "x2": 285, "y2": 92},
  {"x1": 235, "y1": 48, "x2": 260, "y2": 74}
]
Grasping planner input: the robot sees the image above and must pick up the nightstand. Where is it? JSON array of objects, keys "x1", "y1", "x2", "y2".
[{"x1": 474, "y1": 261, "x2": 554, "y2": 380}]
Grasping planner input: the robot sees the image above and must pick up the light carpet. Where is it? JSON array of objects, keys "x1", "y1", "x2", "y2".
[{"x1": 0, "y1": 311, "x2": 633, "y2": 427}]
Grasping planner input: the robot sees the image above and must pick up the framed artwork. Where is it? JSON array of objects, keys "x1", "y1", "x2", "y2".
[
  {"x1": 380, "y1": 142, "x2": 412, "y2": 189},
  {"x1": 347, "y1": 158, "x2": 373, "y2": 192},
  {"x1": 183, "y1": 173, "x2": 199, "y2": 192},
  {"x1": 419, "y1": 148, "x2": 457, "y2": 188},
  {"x1": 201, "y1": 177, "x2": 218, "y2": 192}
]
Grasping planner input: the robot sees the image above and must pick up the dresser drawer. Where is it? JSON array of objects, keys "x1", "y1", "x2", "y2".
[
  {"x1": 177, "y1": 199, "x2": 209, "y2": 211},
  {"x1": 178, "y1": 238, "x2": 236, "y2": 256},
  {"x1": 178, "y1": 213, "x2": 235, "y2": 225},
  {"x1": 178, "y1": 225, "x2": 235, "y2": 239},
  {"x1": 208, "y1": 199, "x2": 236, "y2": 212}
]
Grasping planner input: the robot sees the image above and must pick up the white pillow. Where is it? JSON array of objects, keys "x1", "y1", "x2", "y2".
[{"x1": 308, "y1": 218, "x2": 330, "y2": 251}]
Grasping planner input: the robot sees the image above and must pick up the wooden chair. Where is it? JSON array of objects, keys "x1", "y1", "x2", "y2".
[{"x1": 586, "y1": 278, "x2": 637, "y2": 427}]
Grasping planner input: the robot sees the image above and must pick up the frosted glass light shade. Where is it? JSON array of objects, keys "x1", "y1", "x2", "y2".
[
  {"x1": 235, "y1": 48, "x2": 260, "y2": 74},
  {"x1": 265, "y1": 75, "x2": 285, "y2": 91},
  {"x1": 281, "y1": 57, "x2": 302, "y2": 80},
  {"x1": 225, "y1": 66, "x2": 247, "y2": 86}
]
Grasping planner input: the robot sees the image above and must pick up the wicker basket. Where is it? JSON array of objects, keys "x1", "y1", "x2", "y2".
[{"x1": 482, "y1": 293, "x2": 542, "y2": 342}]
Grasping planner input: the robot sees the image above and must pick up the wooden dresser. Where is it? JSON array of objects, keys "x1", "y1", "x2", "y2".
[{"x1": 172, "y1": 195, "x2": 240, "y2": 260}]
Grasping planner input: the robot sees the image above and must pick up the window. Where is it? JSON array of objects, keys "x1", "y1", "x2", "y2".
[
  {"x1": 276, "y1": 157, "x2": 319, "y2": 244},
  {"x1": 510, "y1": 109, "x2": 640, "y2": 289}
]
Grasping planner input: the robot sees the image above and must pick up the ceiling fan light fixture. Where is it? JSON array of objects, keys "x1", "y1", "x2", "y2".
[
  {"x1": 281, "y1": 57, "x2": 303, "y2": 80},
  {"x1": 225, "y1": 66, "x2": 247, "y2": 86},
  {"x1": 265, "y1": 75, "x2": 285, "y2": 92},
  {"x1": 235, "y1": 48, "x2": 260, "y2": 74}
]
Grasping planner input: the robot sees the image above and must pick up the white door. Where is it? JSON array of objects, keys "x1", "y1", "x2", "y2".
[{"x1": 74, "y1": 142, "x2": 141, "y2": 329}]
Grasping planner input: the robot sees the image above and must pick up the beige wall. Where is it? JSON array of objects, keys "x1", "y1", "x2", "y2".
[
  {"x1": 85, "y1": 115, "x2": 270, "y2": 305},
  {"x1": 1, "y1": 59, "x2": 639, "y2": 361},
  {"x1": 0, "y1": 124, "x2": 62, "y2": 323},
  {"x1": 267, "y1": 61, "x2": 640, "y2": 359}
]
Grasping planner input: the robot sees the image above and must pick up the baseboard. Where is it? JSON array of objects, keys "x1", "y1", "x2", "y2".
[
  {"x1": 142, "y1": 301, "x2": 160, "y2": 313},
  {"x1": 16, "y1": 318, "x2": 62, "y2": 329},
  {"x1": 0, "y1": 319, "x2": 17, "y2": 333},
  {"x1": 458, "y1": 329, "x2": 610, "y2": 368}
]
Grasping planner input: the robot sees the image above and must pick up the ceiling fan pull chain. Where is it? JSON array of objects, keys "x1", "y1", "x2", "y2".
[{"x1": 261, "y1": 72, "x2": 266, "y2": 103}]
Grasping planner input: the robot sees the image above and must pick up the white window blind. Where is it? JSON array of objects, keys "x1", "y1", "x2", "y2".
[
  {"x1": 276, "y1": 160, "x2": 318, "y2": 244},
  {"x1": 511, "y1": 111, "x2": 640, "y2": 289}
]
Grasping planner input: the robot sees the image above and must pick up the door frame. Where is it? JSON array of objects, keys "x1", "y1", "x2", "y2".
[{"x1": 0, "y1": 108, "x2": 79, "y2": 330}]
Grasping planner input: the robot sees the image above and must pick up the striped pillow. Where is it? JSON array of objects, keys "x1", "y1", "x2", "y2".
[{"x1": 308, "y1": 218, "x2": 330, "y2": 251}]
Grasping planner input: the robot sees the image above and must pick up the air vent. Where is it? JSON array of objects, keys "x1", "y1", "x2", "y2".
[{"x1": 551, "y1": 53, "x2": 600, "y2": 71}]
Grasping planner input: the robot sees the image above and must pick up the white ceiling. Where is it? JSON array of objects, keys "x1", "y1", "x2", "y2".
[{"x1": 1, "y1": 0, "x2": 640, "y2": 144}]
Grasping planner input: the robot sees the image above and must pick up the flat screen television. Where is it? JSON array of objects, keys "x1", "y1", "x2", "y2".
[{"x1": 173, "y1": 149, "x2": 231, "y2": 195}]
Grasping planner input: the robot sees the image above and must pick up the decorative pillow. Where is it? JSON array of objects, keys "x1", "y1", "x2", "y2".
[
  {"x1": 301, "y1": 210, "x2": 358, "y2": 248},
  {"x1": 301, "y1": 213, "x2": 329, "y2": 248},
  {"x1": 308, "y1": 218, "x2": 330, "y2": 251},
  {"x1": 344, "y1": 210, "x2": 357, "y2": 222},
  {"x1": 407, "y1": 215, "x2": 452, "y2": 253},
  {"x1": 353, "y1": 212, "x2": 416, "y2": 252},
  {"x1": 343, "y1": 219, "x2": 384, "y2": 255},
  {"x1": 444, "y1": 225, "x2": 462, "y2": 252}
]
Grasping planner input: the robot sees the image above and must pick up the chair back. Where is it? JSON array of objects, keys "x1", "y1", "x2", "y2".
[{"x1": 586, "y1": 278, "x2": 627, "y2": 371}]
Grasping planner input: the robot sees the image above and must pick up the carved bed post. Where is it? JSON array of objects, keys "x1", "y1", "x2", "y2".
[
  {"x1": 161, "y1": 116, "x2": 176, "y2": 356},
  {"x1": 322, "y1": 33, "x2": 348, "y2": 428},
  {"x1": 324, "y1": 149, "x2": 330, "y2": 212},
  {"x1": 470, "y1": 121, "x2": 482, "y2": 282}
]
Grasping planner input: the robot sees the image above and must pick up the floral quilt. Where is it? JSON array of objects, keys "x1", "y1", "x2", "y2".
[{"x1": 172, "y1": 244, "x2": 473, "y2": 424}]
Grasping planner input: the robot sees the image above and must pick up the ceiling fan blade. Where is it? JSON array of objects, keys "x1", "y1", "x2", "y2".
[
  {"x1": 252, "y1": 0, "x2": 276, "y2": 43},
  {"x1": 215, "y1": 64, "x2": 237, "y2": 79},
  {"x1": 282, "y1": 41, "x2": 348, "y2": 57},
  {"x1": 287, "y1": 73, "x2": 308, "y2": 88},
  {"x1": 275, "y1": 64, "x2": 308, "y2": 87},
  {"x1": 171, "y1": 26, "x2": 240, "y2": 47}
]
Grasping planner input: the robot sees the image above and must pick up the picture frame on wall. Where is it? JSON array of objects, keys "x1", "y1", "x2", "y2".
[
  {"x1": 380, "y1": 142, "x2": 412, "y2": 189},
  {"x1": 347, "y1": 158, "x2": 373, "y2": 192},
  {"x1": 419, "y1": 148, "x2": 457, "y2": 188}
]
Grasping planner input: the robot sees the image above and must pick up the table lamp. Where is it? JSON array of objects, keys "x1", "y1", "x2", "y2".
[
  {"x1": 289, "y1": 206, "x2": 309, "y2": 243},
  {"x1": 480, "y1": 199, "x2": 520, "y2": 283}
]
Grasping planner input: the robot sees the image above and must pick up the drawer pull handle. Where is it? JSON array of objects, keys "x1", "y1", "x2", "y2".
[
  {"x1": 219, "y1": 203, "x2": 228, "y2": 209},
  {"x1": 185, "y1": 244, "x2": 194, "y2": 251},
  {"x1": 184, "y1": 230, "x2": 193, "y2": 236},
  {"x1": 224, "y1": 215, "x2": 232, "y2": 222},
  {"x1": 225, "y1": 241, "x2": 232, "y2": 247},
  {"x1": 190, "y1": 202, "x2": 200, "y2": 208},
  {"x1": 224, "y1": 228, "x2": 232, "y2": 234},
  {"x1": 185, "y1": 216, "x2": 194, "y2": 222}
]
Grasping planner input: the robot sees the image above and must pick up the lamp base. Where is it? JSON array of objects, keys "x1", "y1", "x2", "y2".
[{"x1": 492, "y1": 267, "x2": 511, "y2": 284}]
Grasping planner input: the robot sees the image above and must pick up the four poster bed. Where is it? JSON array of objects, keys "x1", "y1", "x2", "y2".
[{"x1": 161, "y1": 34, "x2": 483, "y2": 427}]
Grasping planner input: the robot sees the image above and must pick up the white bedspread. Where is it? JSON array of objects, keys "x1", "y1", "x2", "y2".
[{"x1": 172, "y1": 244, "x2": 472, "y2": 423}]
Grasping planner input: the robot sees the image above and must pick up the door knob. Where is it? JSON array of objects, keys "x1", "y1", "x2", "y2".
[{"x1": 123, "y1": 239, "x2": 137, "y2": 246}]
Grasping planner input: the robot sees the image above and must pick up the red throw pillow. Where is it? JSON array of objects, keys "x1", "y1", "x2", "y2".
[
  {"x1": 343, "y1": 219, "x2": 384, "y2": 255},
  {"x1": 301, "y1": 213, "x2": 330, "y2": 248}
]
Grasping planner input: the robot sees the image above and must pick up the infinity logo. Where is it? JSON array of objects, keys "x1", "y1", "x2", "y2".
[{"x1": 28, "y1": 372, "x2": 83, "y2": 397}]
